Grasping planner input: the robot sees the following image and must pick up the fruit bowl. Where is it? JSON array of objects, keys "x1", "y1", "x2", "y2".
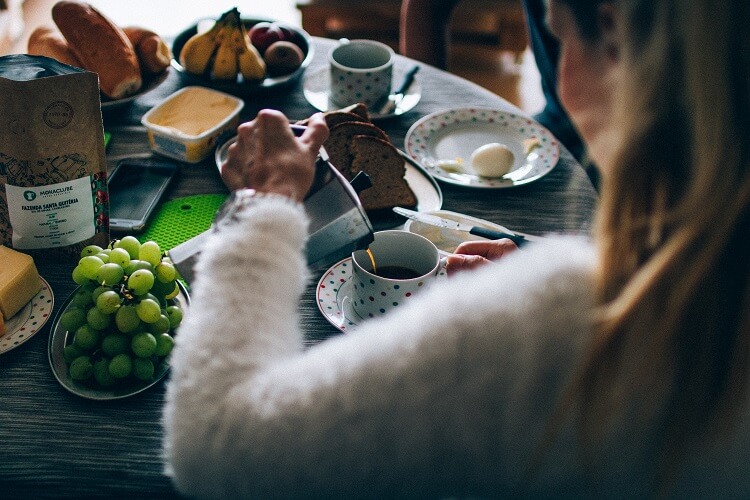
[{"x1": 171, "y1": 17, "x2": 314, "y2": 94}]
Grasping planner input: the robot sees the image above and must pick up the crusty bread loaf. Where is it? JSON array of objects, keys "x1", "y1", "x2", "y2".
[
  {"x1": 123, "y1": 26, "x2": 171, "y2": 75},
  {"x1": 27, "y1": 26, "x2": 83, "y2": 68},
  {"x1": 350, "y1": 135, "x2": 417, "y2": 214},
  {"x1": 52, "y1": 1, "x2": 142, "y2": 99},
  {"x1": 325, "y1": 121, "x2": 387, "y2": 180}
]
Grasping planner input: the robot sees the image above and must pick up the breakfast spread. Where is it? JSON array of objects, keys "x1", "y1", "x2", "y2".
[
  {"x1": 27, "y1": 1, "x2": 171, "y2": 100},
  {"x1": 0, "y1": 246, "x2": 42, "y2": 333}
]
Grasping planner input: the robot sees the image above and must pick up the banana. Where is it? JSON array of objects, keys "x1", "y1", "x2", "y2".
[
  {"x1": 211, "y1": 28, "x2": 239, "y2": 80},
  {"x1": 179, "y1": 10, "x2": 232, "y2": 75},
  {"x1": 237, "y1": 23, "x2": 266, "y2": 82}
]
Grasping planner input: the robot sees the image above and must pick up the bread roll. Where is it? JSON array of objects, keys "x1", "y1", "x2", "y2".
[
  {"x1": 123, "y1": 26, "x2": 171, "y2": 75},
  {"x1": 52, "y1": 1, "x2": 142, "y2": 99},
  {"x1": 27, "y1": 26, "x2": 83, "y2": 68}
]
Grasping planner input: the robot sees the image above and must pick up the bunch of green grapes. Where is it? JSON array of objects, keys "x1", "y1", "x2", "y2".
[{"x1": 59, "y1": 236, "x2": 183, "y2": 388}]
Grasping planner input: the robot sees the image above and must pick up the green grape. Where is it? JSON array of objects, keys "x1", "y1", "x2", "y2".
[
  {"x1": 115, "y1": 235, "x2": 141, "y2": 259},
  {"x1": 63, "y1": 344, "x2": 86, "y2": 364},
  {"x1": 96, "y1": 290, "x2": 122, "y2": 314},
  {"x1": 109, "y1": 247, "x2": 131, "y2": 267},
  {"x1": 96, "y1": 263, "x2": 124, "y2": 285},
  {"x1": 108, "y1": 353, "x2": 133, "y2": 379},
  {"x1": 86, "y1": 306, "x2": 111, "y2": 330},
  {"x1": 155, "y1": 262, "x2": 176, "y2": 283},
  {"x1": 165, "y1": 282, "x2": 180, "y2": 300},
  {"x1": 101, "y1": 333, "x2": 130, "y2": 357},
  {"x1": 124, "y1": 259, "x2": 154, "y2": 275},
  {"x1": 91, "y1": 285, "x2": 111, "y2": 303},
  {"x1": 131, "y1": 332, "x2": 157, "y2": 358},
  {"x1": 95, "y1": 252, "x2": 110, "y2": 263},
  {"x1": 128, "y1": 269, "x2": 154, "y2": 295},
  {"x1": 71, "y1": 265, "x2": 90, "y2": 285},
  {"x1": 155, "y1": 333, "x2": 175, "y2": 357},
  {"x1": 135, "y1": 298, "x2": 161, "y2": 323},
  {"x1": 115, "y1": 305, "x2": 141, "y2": 333},
  {"x1": 93, "y1": 358, "x2": 117, "y2": 387},
  {"x1": 60, "y1": 307, "x2": 86, "y2": 332},
  {"x1": 147, "y1": 314, "x2": 171, "y2": 335},
  {"x1": 71, "y1": 286, "x2": 95, "y2": 308},
  {"x1": 78, "y1": 255, "x2": 105, "y2": 280},
  {"x1": 73, "y1": 325, "x2": 100, "y2": 350},
  {"x1": 69, "y1": 356, "x2": 94, "y2": 381},
  {"x1": 166, "y1": 305, "x2": 183, "y2": 329},
  {"x1": 138, "y1": 241, "x2": 162, "y2": 267},
  {"x1": 150, "y1": 278, "x2": 175, "y2": 299},
  {"x1": 80, "y1": 245, "x2": 103, "y2": 257},
  {"x1": 133, "y1": 358, "x2": 155, "y2": 381}
]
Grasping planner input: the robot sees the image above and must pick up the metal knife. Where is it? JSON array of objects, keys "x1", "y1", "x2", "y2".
[
  {"x1": 393, "y1": 207, "x2": 529, "y2": 247},
  {"x1": 378, "y1": 65, "x2": 420, "y2": 115}
]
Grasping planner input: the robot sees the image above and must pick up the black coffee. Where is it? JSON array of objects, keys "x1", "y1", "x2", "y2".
[{"x1": 375, "y1": 266, "x2": 422, "y2": 280}]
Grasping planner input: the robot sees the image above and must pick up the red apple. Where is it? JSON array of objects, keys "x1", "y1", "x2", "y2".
[{"x1": 248, "y1": 22, "x2": 297, "y2": 55}]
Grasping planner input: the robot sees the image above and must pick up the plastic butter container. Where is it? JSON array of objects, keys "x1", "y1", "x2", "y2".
[{"x1": 141, "y1": 86, "x2": 244, "y2": 163}]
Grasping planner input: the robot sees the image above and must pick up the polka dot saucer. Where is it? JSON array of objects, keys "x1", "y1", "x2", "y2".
[
  {"x1": 316, "y1": 257, "x2": 447, "y2": 332},
  {"x1": 0, "y1": 277, "x2": 54, "y2": 354}
]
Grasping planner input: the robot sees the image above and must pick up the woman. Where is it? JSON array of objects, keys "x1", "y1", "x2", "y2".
[{"x1": 164, "y1": 0, "x2": 750, "y2": 497}]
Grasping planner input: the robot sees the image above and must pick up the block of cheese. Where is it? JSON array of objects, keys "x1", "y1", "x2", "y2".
[{"x1": 0, "y1": 246, "x2": 42, "y2": 320}]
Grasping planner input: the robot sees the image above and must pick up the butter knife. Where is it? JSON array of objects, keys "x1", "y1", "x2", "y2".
[{"x1": 393, "y1": 207, "x2": 528, "y2": 247}]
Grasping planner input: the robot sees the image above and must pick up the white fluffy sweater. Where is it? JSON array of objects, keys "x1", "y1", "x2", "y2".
[{"x1": 164, "y1": 197, "x2": 750, "y2": 498}]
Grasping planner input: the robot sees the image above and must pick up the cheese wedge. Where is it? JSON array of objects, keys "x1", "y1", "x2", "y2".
[{"x1": 0, "y1": 246, "x2": 42, "y2": 321}]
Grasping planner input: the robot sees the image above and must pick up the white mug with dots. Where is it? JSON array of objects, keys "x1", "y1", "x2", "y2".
[{"x1": 329, "y1": 39, "x2": 394, "y2": 108}]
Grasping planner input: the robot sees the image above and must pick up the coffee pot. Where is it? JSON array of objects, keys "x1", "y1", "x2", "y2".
[{"x1": 169, "y1": 135, "x2": 374, "y2": 284}]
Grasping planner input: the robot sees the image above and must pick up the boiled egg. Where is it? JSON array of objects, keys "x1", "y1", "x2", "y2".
[{"x1": 470, "y1": 142, "x2": 515, "y2": 178}]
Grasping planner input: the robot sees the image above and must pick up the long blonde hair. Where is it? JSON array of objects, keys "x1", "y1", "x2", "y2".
[{"x1": 563, "y1": 0, "x2": 750, "y2": 487}]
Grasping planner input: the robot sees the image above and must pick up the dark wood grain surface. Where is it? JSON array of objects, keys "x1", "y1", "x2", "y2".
[{"x1": 0, "y1": 37, "x2": 597, "y2": 497}]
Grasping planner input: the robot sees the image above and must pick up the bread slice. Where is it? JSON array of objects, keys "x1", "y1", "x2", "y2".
[
  {"x1": 350, "y1": 135, "x2": 417, "y2": 214},
  {"x1": 338, "y1": 103, "x2": 371, "y2": 122},
  {"x1": 325, "y1": 121, "x2": 388, "y2": 180}
]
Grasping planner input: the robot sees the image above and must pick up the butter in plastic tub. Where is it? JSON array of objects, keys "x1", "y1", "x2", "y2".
[{"x1": 141, "y1": 86, "x2": 244, "y2": 163}]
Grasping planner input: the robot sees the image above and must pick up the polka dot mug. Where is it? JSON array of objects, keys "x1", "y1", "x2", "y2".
[
  {"x1": 351, "y1": 230, "x2": 440, "y2": 319},
  {"x1": 329, "y1": 39, "x2": 394, "y2": 109}
]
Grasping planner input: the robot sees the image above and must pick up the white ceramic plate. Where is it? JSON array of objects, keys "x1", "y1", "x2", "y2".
[
  {"x1": 0, "y1": 277, "x2": 54, "y2": 355},
  {"x1": 317, "y1": 256, "x2": 447, "y2": 332},
  {"x1": 403, "y1": 210, "x2": 541, "y2": 254},
  {"x1": 303, "y1": 65, "x2": 422, "y2": 120},
  {"x1": 215, "y1": 136, "x2": 442, "y2": 230},
  {"x1": 404, "y1": 108, "x2": 560, "y2": 188},
  {"x1": 48, "y1": 282, "x2": 189, "y2": 401}
]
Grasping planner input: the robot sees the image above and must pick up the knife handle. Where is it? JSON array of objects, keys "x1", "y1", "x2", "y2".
[{"x1": 469, "y1": 226, "x2": 528, "y2": 247}]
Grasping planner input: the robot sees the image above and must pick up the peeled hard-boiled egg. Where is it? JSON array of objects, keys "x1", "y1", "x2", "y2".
[{"x1": 470, "y1": 143, "x2": 515, "y2": 178}]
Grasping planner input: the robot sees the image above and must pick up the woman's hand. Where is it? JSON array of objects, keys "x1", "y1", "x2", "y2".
[
  {"x1": 221, "y1": 109, "x2": 329, "y2": 202},
  {"x1": 445, "y1": 239, "x2": 518, "y2": 276}
]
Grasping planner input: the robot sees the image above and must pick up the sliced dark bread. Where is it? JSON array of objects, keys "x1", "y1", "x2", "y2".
[
  {"x1": 325, "y1": 121, "x2": 388, "y2": 180},
  {"x1": 350, "y1": 135, "x2": 417, "y2": 214}
]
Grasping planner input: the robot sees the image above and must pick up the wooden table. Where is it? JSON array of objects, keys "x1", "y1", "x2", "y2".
[{"x1": 0, "y1": 37, "x2": 597, "y2": 497}]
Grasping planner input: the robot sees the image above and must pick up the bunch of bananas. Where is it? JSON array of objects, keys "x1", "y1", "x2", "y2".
[{"x1": 179, "y1": 8, "x2": 266, "y2": 82}]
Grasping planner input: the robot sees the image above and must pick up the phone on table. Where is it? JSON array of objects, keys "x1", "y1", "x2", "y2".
[{"x1": 108, "y1": 158, "x2": 179, "y2": 233}]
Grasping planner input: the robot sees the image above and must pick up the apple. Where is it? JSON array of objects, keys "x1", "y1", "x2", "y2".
[{"x1": 248, "y1": 22, "x2": 298, "y2": 55}]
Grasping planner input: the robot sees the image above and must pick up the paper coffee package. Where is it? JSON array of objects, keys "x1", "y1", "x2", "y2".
[{"x1": 0, "y1": 55, "x2": 109, "y2": 258}]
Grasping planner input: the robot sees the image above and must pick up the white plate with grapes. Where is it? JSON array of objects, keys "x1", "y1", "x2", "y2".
[{"x1": 48, "y1": 237, "x2": 190, "y2": 401}]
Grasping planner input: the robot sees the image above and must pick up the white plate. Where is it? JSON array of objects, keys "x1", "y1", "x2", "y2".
[
  {"x1": 303, "y1": 65, "x2": 422, "y2": 120},
  {"x1": 317, "y1": 256, "x2": 447, "y2": 332},
  {"x1": 404, "y1": 108, "x2": 560, "y2": 188},
  {"x1": 215, "y1": 136, "x2": 442, "y2": 230},
  {"x1": 0, "y1": 277, "x2": 54, "y2": 355},
  {"x1": 47, "y1": 282, "x2": 189, "y2": 401},
  {"x1": 403, "y1": 210, "x2": 541, "y2": 254}
]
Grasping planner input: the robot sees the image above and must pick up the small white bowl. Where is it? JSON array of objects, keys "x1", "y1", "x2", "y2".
[{"x1": 141, "y1": 86, "x2": 244, "y2": 163}]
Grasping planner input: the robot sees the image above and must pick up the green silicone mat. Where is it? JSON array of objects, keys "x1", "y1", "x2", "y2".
[{"x1": 138, "y1": 194, "x2": 227, "y2": 251}]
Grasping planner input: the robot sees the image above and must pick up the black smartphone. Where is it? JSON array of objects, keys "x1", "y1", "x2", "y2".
[{"x1": 108, "y1": 159, "x2": 179, "y2": 233}]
